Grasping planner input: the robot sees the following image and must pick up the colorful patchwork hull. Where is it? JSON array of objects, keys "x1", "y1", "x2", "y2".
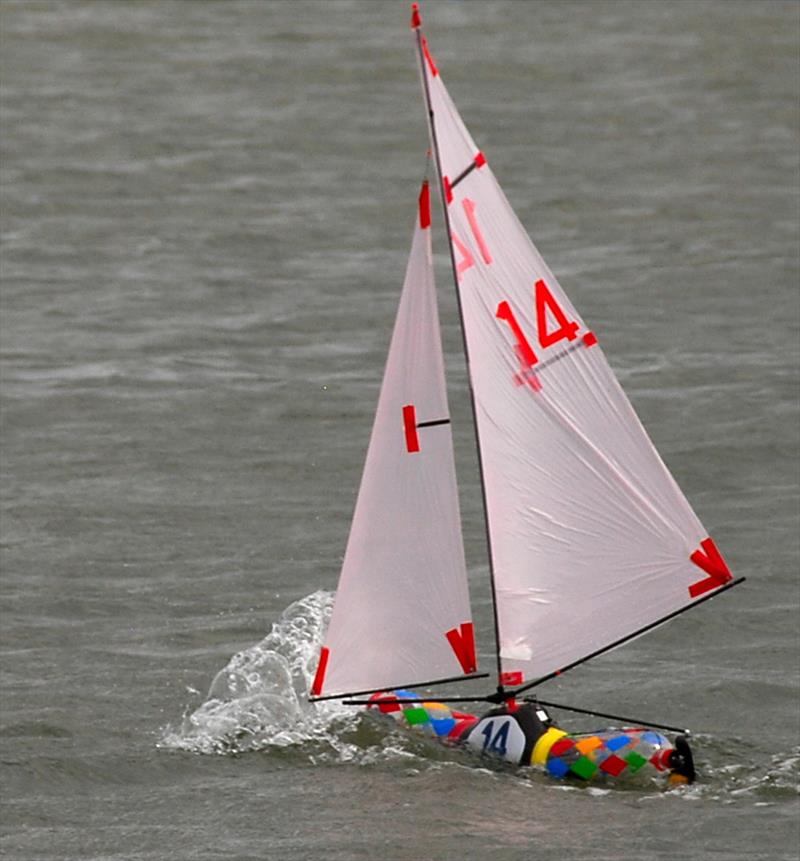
[{"x1": 367, "y1": 691, "x2": 694, "y2": 785}]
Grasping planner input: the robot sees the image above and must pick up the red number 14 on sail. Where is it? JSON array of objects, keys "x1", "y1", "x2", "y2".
[{"x1": 496, "y1": 280, "x2": 583, "y2": 384}]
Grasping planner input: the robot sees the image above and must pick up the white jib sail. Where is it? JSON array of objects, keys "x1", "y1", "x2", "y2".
[
  {"x1": 416, "y1": 34, "x2": 733, "y2": 687},
  {"x1": 311, "y1": 182, "x2": 477, "y2": 699}
]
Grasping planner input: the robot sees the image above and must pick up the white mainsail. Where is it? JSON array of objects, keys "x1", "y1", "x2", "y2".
[
  {"x1": 414, "y1": 23, "x2": 733, "y2": 688},
  {"x1": 311, "y1": 182, "x2": 477, "y2": 699}
]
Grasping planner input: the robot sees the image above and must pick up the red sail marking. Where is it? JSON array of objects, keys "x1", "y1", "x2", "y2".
[
  {"x1": 443, "y1": 175, "x2": 454, "y2": 204},
  {"x1": 496, "y1": 302, "x2": 538, "y2": 367},
  {"x1": 418, "y1": 181, "x2": 431, "y2": 229},
  {"x1": 535, "y1": 279, "x2": 579, "y2": 348},
  {"x1": 496, "y1": 301, "x2": 541, "y2": 389},
  {"x1": 688, "y1": 538, "x2": 732, "y2": 598},
  {"x1": 445, "y1": 622, "x2": 477, "y2": 673},
  {"x1": 421, "y1": 35, "x2": 438, "y2": 77},
  {"x1": 402, "y1": 404, "x2": 421, "y2": 453},
  {"x1": 311, "y1": 646, "x2": 329, "y2": 697},
  {"x1": 452, "y1": 232, "x2": 475, "y2": 280},
  {"x1": 462, "y1": 198, "x2": 492, "y2": 264},
  {"x1": 500, "y1": 670, "x2": 524, "y2": 686},
  {"x1": 583, "y1": 331, "x2": 598, "y2": 347}
]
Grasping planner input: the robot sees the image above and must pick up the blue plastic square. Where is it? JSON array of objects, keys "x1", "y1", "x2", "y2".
[
  {"x1": 431, "y1": 717, "x2": 456, "y2": 737},
  {"x1": 605, "y1": 735, "x2": 630, "y2": 752},
  {"x1": 394, "y1": 689, "x2": 419, "y2": 701},
  {"x1": 546, "y1": 757, "x2": 571, "y2": 778}
]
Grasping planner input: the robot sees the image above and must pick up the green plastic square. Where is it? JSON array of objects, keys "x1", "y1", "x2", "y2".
[
  {"x1": 625, "y1": 751, "x2": 648, "y2": 773},
  {"x1": 570, "y1": 755, "x2": 598, "y2": 779},
  {"x1": 404, "y1": 707, "x2": 429, "y2": 726}
]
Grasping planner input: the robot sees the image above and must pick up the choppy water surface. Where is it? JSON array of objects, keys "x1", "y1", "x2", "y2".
[{"x1": 1, "y1": 1, "x2": 798, "y2": 859}]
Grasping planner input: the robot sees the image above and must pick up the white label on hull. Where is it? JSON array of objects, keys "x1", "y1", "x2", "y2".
[{"x1": 466, "y1": 716, "x2": 527, "y2": 765}]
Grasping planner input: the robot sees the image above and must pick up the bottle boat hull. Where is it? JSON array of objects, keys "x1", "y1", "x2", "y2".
[{"x1": 367, "y1": 691, "x2": 695, "y2": 785}]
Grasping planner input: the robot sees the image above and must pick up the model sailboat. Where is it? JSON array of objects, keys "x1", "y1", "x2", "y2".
[{"x1": 309, "y1": 4, "x2": 743, "y2": 782}]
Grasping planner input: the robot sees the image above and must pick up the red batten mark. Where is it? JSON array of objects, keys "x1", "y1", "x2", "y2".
[
  {"x1": 474, "y1": 151, "x2": 487, "y2": 168},
  {"x1": 410, "y1": 2, "x2": 421, "y2": 29},
  {"x1": 402, "y1": 404, "x2": 420, "y2": 453},
  {"x1": 443, "y1": 175, "x2": 453, "y2": 204},
  {"x1": 418, "y1": 181, "x2": 431, "y2": 229},
  {"x1": 445, "y1": 622, "x2": 477, "y2": 674},
  {"x1": 582, "y1": 331, "x2": 598, "y2": 347},
  {"x1": 688, "y1": 537, "x2": 733, "y2": 598},
  {"x1": 500, "y1": 670, "x2": 523, "y2": 686},
  {"x1": 311, "y1": 646, "x2": 329, "y2": 697},
  {"x1": 421, "y1": 35, "x2": 438, "y2": 76}
]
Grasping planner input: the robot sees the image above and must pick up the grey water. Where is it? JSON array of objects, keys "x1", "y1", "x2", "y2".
[{"x1": 1, "y1": 0, "x2": 798, "y2": 858}]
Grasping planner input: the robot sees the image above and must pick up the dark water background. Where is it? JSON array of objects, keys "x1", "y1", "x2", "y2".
[{"x1": 1, "y1": 1, "x2": 798, "y2": 859}]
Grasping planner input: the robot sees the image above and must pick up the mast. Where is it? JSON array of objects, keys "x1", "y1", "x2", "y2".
[{"x1": 411, "y1": 4, "x2": 505, "y2": 697}]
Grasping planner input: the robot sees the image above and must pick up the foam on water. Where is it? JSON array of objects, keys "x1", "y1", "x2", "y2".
[
  {"x1": 160, "y1": 593, "x2": 799, "y2": 805},
  {"x1": 160, "y1": 591, "x2": 358, "y2": 755},
  {"x1": 158, "y1": 592, "x2": 445, "y2": 767}
]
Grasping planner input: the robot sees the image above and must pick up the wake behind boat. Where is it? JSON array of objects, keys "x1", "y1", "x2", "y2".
[{"x1": 308, "y1": 3, "x2": 743, "y2": 784}]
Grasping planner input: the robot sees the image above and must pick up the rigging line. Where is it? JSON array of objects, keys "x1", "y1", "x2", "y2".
[
  {"x1": 506, "y1": 576, "x2": 746, "y2": 699},
  {"x1": 449, "y1": 158, "x2": 478, "y2": 190},
  {"x1": 525, "y1": 698, "x2": 690, "y2": 735},
  {"x1": 413, "y1": 23, "x2": 505, "y2": 699},
  {"x1": 307, "y1": 671, "x2": 489, "y2": 703}
]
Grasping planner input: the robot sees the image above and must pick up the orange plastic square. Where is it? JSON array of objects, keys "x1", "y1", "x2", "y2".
[{"x1": 575, "y1": 736, "x2": 603, "y2": 755}]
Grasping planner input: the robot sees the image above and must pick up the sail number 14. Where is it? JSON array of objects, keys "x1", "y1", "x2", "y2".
[
  {"x1": 497, "y1": 280, "x2": 581, "y2": 372},
  {"x1": 451, "y1": 196, "x2": 591, "y2": 380}
]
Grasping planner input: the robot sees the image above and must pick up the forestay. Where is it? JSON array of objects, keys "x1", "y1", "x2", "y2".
[
  {"x1": 311, "y1": 183, "x2": 478, "y2": 699},
  {"x1": 416, "y1": 34, "x2": 733, "y2": 687}
]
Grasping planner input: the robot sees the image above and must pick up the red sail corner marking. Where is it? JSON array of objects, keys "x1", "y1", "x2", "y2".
[
  {"x1": 688, "y1": 537, "x2": 732, "y2": 598},
  {"x1": 474, "y1": 151, "x2": 486, "y2": 168},
  {"x1": 443, "y1": 175, "x2": 453, "y2": 204},
  {"x1": 418, "y1": 181, "x2": 431, "y2": 229},
  {"x1": 410, "y1": 2, "x2": 421, "y2": 29},
  {"x1": 445, "y1": 622, "x2": 477, "y2": 674},
  {"x1": 500, "y1": 670, "x2": 524, "y2": 686},
  {"x1": 311, "y1": 646, "x2": 329, "y2": 697},
  {"x1": 402, "y1": 404, "x2": 421, "y2": 453},
  {"x1": 582, "y1": 331, "x2": 598, "y2": 347},
  {"x1": 421, "y1": 35, "x2": 438, "y2": 77}
]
